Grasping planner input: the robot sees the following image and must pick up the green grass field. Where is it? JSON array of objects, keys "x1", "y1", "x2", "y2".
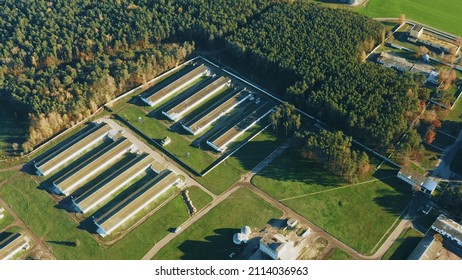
[
  {"x1": 0, "y1": 208, "x2": 14, "y2": 231},
  {"x1": 0, "y1": 171, "x2": 211, "y2": 259},
  {"x1": 252, "y1": 148, "x2": 412, "y2": 254},
  {"x1": 358, "y1": 0, "x2": 462, "y2": 36},
  {"x1": 153, "y1": 187, "x2": 283, "y2": 260},
  {"x1": 382, "y1": 227, "x2": 423, "y2": 260},
  {"x1": 194, "y1": 130, "x2": 284, "y2": 194},
  {"x1": 186, "y1": 185, "x2": 213, "y2": 210},
  {"x1": 325, "y1": 248, "x2": 354, "y2": 260}
]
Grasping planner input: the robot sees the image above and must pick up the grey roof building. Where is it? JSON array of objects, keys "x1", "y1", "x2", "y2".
[
  {"x1": 34, "y1": 122, "x2": 112, "y2": 176},
  {"x1": 397, "y1": 167, "x2": 438, "y2": 195}
]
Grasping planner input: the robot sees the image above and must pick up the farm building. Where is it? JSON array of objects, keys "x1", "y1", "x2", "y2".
[
  {"x1": 53, "y1": 137, "x2": 135, "y2": 196},
  {"x1": 207, "y1": 101, "x2": 275, "y2": 152},
  {"x1": 72, "y1": 153, "x2": 162, "y2": 214},
  {"x1": 93, "y1": 169, "x2": 181, "y2": 237},
  {"x1": 409, "y1": 25, "x2": 424, "y2": 39},
  {"x1": 182, "y1": 88, "x2": 251, "y2": 135},
  {"x1": 0, "y1": 232, "x2": 30, "y2": 260},
  {"x1": 408, "y1": 234, "x2": 442, "y2": 260},
  {"x1": 377, "y1": 52, "x2": 413, "y2": 72},
  {"x1": 162, "y1": 76, "x2": 232, "y2": 121},
  {"x1": 431, "y1": 215, "x2": 462, "y2": 248},
  {"x1": 397, "y1": 167, "x2": 438, "y2": 195},
  {"x1": 34, "y1": 122, "x2": 112, "y2": 176},
  {"x1": 259, "y1": 233, "x2": 300, "y2": 260},
  {"x1": 140, "y1": 64, "x2": 209, "y2": 107}
]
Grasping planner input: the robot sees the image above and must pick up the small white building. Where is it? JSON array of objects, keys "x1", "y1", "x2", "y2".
[
  {"x1": 410, "y1": 25, "x2": 424, "y2": 39},
  {"x1": 259, "y1": 233, "x2": 300, "y2": 260},
  {"x1": 287, "y1": 218, "x2": 298, "y2": 228}
]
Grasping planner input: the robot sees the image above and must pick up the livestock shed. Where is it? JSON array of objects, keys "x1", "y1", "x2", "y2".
[
  {"x1": 140, "y1": 64, "x2": 209, "y2": 107},
  {"x1": 162, "y1": 76, "x2": 232, "y2": 121},
  {"x1": 207, "y1": 101, "x2": 274, "y2": 152},
  {"x1": 182, "y1": 88, "x2": 251, "y2": 135},
  {"x1": 94, "y1": 169, "x2": 181, "y2": 237},
  {"x1": 53, "y1": 137, "x2": 135, "y2": 196},
  {"x1": 34, "y1": 122, "x2": 112, "y2": 176},
  {"x1": 72, "y1": 153, "x2": 162, "y2": 214},
  {"x1": 0, "y1": 232, "x2": 30, "y2": 260}
]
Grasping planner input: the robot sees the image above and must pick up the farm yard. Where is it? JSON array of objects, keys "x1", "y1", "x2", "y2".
[{"x1": 153, "y1": 188, "x2": 283, "y2": 260}]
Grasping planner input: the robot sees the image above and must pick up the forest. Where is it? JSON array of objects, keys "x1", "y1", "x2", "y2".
[
  {"x1": 297, "y1": 130, "x2": 371, "y2": 183},
  {"x1": 0, "y1": 0, "x2": 426, "y2": 152}
]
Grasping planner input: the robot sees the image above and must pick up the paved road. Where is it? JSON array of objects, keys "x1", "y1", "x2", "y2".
[{"x1": 100, "y1": 117, "x2": 216, "y2": 199}]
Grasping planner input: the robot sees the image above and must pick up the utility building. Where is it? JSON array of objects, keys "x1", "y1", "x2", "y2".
[
  {"x1": 0, "y1": 232, "x2": 30, "y2": 260},
  {"x1": 182, "y1": 88, "x2": 251, "y2": 135},
  {"x1": 397, "y1": 167, "x2": 438, "y2": 195},
  {"x1": 34, "y1": 122, "x2": 112, "y2": 176},
  {"x1": 72, "y1": 153, "x2": 162, "y2": 214},
  {"x1": 140, "y1": 64, "x2": 209, "y2": 107},
  {"x1": 53, "y1": 137, "x2": 134, "y2": 196},
  {"x1": 94, "y1": 170, "x2": 181, "y2": 237},
  {"x1": 162, "y1": 76, "x2": 231, "y2": 121},
  {"x1": 207, "y1": 102, "x2": 274, "y2": 152}
]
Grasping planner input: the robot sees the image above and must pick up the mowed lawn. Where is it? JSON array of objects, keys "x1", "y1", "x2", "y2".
[
  {"x1": 358, "y1": 0, "x2": 462, "y2": 36},
  {"x1": 195, "y1": 130, "x2": 284, "y2": 195},
  {"x1": 0, "y1": 171, "x2": 211, "y2": 259},
  {"x1": 253, "y1": 148, "x2": 412, "y2": 255},
  {"x1": 154, "y1": 187, "x2": 283, "y2": 260}
]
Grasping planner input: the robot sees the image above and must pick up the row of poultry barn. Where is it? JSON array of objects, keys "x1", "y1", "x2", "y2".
[
  {"x1": 141, "y1": 62, "x2": 276, "y2": 152},
  {"x1": 32, "y1": 122, "x2": 182, "y2": 237}
]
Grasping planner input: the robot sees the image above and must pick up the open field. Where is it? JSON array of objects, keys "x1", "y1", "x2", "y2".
[
  {"x1": 324, "y1": 248, "x2": 354, "y2": 260},
  {"x1": 382, "y1": 227, "x2": 423, "y2": 260},
  {"x1": 194, "y1": 130, "x2": 284, "y2": 194},
  {"x1": 0, "y1": 172, "x2": 211, "y2": 259},
  {"x1": 253, "y1": 148, "x2": 412, "y2": 254},
  {"x1": 153, "y1": 187, "x2": 283, "y2": 260},
  {"x1": 357, "y1": 0, "x2": 462, "y2": 36},
  {"x1": 0, "y1": 104, "x2": 28, "y2": 158}
]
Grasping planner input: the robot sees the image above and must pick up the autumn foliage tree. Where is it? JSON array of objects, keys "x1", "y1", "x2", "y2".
[{"x1": 425, "y1": 128, "x2": 436, "y2": 144}]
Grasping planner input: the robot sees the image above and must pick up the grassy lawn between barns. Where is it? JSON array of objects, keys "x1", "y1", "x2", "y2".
[
  {"x1": 252, "y1": 148, "x2": 412, "y2": 255},
  {"x1": 0, "y1": 171, "x2": 211, "y2": 259},
  {"x1": 118, "y1": 103, "x2": 285, "y2": 194},
  {"x1": 153, "y1": 187, "x2": 283, "y2": 260}
]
